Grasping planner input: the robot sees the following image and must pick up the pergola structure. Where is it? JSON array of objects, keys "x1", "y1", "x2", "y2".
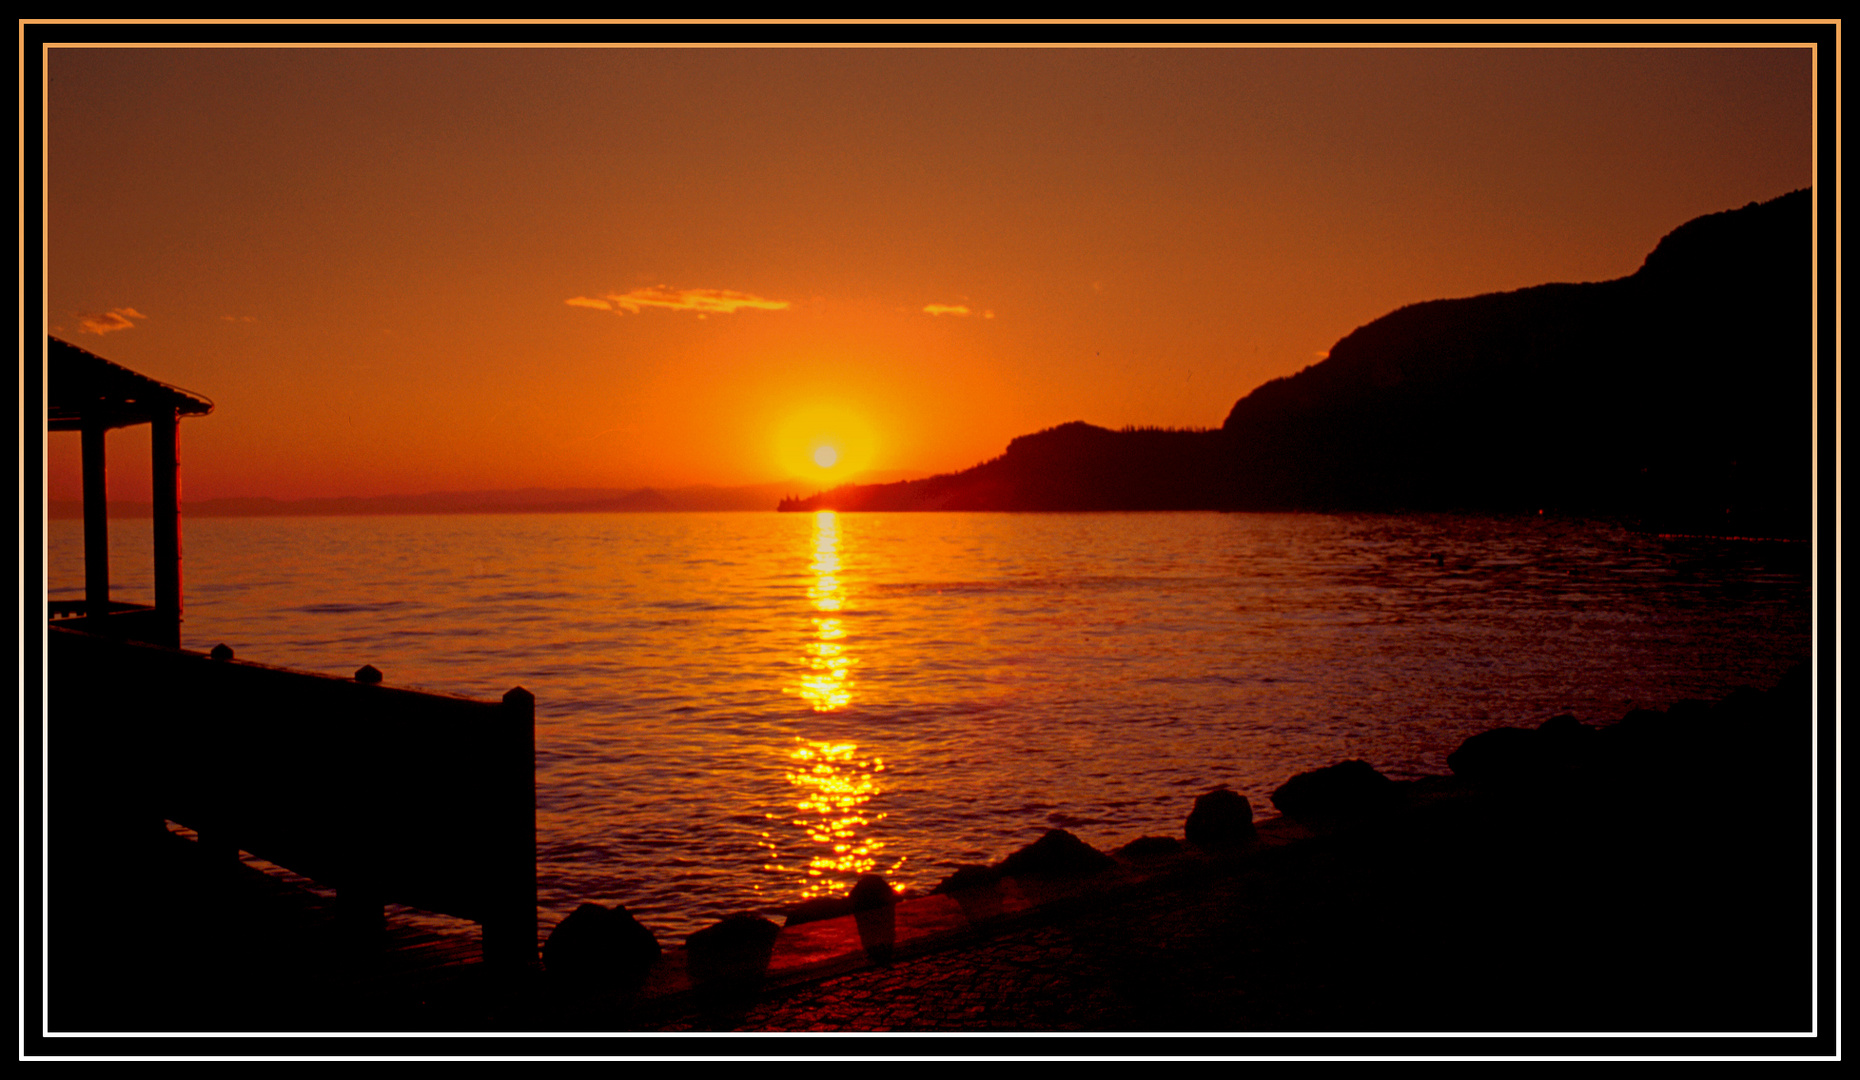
[{"x1": 47, "y1": 336, "x2": 213, "y2": 647}]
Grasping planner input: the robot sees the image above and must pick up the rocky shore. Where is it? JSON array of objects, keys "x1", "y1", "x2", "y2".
[
  {"x1": 43, "y1": 664, "x2": 1815, "y2": 1038},
  {"x1": 522, "y1": 662, "x2": 1814, "y2": 1033}
]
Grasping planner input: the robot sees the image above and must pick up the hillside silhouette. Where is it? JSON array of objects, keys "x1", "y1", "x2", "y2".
[{"x1": 781, "y1": 190, "x2": 1809, "y2": 538}]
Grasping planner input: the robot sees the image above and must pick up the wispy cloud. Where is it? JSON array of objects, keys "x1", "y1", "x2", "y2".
[
  {"x1": 77, "y1": 307, "x2": 147, "y2": 335},
  {"x1": 219, "y1": 314, "x2": 258, "y2": 323},
  {"x1": 923, "y1": 303, "x2": 994, "y2": 319},
  {"x1": 567, "y1": 286, "x2": 790, "y2": 316}
]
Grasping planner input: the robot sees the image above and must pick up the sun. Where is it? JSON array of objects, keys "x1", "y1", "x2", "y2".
[{"x1": 773, "y1": 403, "x2": 878, "y2": 483}]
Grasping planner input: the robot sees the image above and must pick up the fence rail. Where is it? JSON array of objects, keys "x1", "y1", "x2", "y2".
[{"x1": 47, "y1": 625, "x2": 536, "y2": 969}]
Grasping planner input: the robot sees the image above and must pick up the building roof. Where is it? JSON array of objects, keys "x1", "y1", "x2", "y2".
[{"x1": 46, "y1": 337, "x2": 214, "y2": 431}]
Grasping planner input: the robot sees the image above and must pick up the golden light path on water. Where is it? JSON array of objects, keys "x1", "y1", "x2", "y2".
[
  {"x1": 761, "y1": 510, "x2": 900, "y2": 899},
  {"x1": 796, "y1": 510, "x2": 853, "y2": 711},
  {"x1": 773, "y1": 740, "x2": 894, "y2": 899}
]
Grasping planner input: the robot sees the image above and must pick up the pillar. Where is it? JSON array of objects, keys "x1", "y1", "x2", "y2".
[
  {"x1": 152, "y1": 408, "x2": 181, "y2": 647},
  {"x1": 81, "y1": 421, "x2": 110, "y2": 620}
]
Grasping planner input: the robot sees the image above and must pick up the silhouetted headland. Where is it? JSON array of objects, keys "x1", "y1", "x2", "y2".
[{"x1": 780, "y1": 190, "x2": 1809, "y2": 539}]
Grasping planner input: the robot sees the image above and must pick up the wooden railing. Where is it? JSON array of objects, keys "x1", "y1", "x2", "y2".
[
  {"x1": 47, "y1": 601, "x2": 178, "y2": 646},
  {"x1": 47, "y1": 625, "x2": 536, "y2": 969}
]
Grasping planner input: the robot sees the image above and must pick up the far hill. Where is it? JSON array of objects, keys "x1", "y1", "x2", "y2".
[
  {"x1": 781, "y1": 190, "x2": 1809, "y2": 538},
  {"x1": 50, "y1": 481, "x2": 803, "y2": 519}
]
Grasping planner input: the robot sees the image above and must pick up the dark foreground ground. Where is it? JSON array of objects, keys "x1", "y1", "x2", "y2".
[{"x1": 36, "y1": 666, "x2": 1822, "y2": 1050}]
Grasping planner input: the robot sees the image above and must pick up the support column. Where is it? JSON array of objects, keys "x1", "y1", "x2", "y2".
[
  {"x1": 481, "y1": 686, "x2": 538, "y2": 973},
  {"x1": 81, "y1": 422, "x2": 110, "y2": 620},
  {"x1": 152, "y1": 408, "x2": 182, "y2": 647}
]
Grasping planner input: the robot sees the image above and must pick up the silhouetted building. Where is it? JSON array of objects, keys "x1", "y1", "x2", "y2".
[{"x1": 47, "y1": 336, "x2": 214, "y2": 646}]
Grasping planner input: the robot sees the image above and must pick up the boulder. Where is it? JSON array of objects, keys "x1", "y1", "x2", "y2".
[
  {"x1": 931, "y1": 864, "x2": 1003, "y2": 895},
  {"x1": 849, "y1": 874, "x2": 898, "y2": 910},
  {"x1": 1448, "y1": 726, "x2": 1543, "y2": 783},
  {"x1": 542, "y1": 902, "x2": 661, "y2": 988},
  {"x1": 1269, "y1": 759, "x2": 1396, "y2": 820},
  {"x1": 1709, "y1": 686, "x2": 1769, "y2": 726},
  {"x1": 782, "y1": 896, "x2": 854, "y2": 928},
  {"x1": 997, "y1": 828, "x2": 1115, "y2": 879},
  {"x1": 1604, "y1": 707, "x2": 1676, "y2": 761},
  {"x1": 685, "y1": 913, "x2": 781, "y2": 984},
  {"x1": 1117, "y1": 835, "x2": 1185, "y2": 860},
  {"x1": 1184, "y1": 787, "x2": 1257, "y2": 849},
  {"x1": 1537, "y1": 713, "x2": 1597, "y2": 768},
  {"x1": 784, "y1": 875, "x2": 899, "y2": 928}
]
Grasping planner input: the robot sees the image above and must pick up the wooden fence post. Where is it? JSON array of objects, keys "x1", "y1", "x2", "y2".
[
  {"x1": 81, "y1": 421, "x2": 110, "y2": 621},
  {"x1": 480, "y1": 686, "x2": 536, "y2": 973},
  {"x1": 151, "y1": 407, "x2": 182, "y2": 648}
]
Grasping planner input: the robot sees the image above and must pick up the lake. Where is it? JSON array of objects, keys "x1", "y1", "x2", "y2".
[{"x1": 45, "y1": 510, "x2": 1812, "y2": 941}]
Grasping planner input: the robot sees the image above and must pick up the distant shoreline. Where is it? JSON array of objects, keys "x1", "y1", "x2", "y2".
[
  {"x1": 46, "y1": 486, "x2": 794, "y2": 519},
  {"x1": 44, "y1": 474, "x2": 940, "y2": 519}
]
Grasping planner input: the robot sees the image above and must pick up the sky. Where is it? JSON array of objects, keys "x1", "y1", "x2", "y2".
[{"x1": 41, "y1": 45, "x2": 1814, "y2": 502}]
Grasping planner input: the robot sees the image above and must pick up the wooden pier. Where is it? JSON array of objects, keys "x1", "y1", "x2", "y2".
[{"x1": 43, "y1": 337, "x2": 542, "y2": 1033}]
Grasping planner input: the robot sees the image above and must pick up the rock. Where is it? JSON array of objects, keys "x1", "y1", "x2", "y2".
[
  {"x1": 1269, "y1": 759, "x2": 1396, "y2": 820},
  {"x1": 542, "y1": 902, "x2": 661, "y2": 987},
  {"x1": 208, "y1": 643, "x2": 234, "y2": 661},
  {"x1": 849, "y1": 874, "x2": 897, "y2": 910},
  {"x1": 1184, "y1": 787, "x2": 1256, "y2": 849},
  {"x1": 1448, "y1": 727, "x2": 1543, "y2": 783},
  {"x1": 932, "y1": 864, "x2": 1002, "y2": 895},
  {"x1": 1607, "y1": 707, "x2": 1675, "y2": 760},
  {"x1": 1772, "y1": 661, "x2": 1810, "y2": 702},
  {"x1": 784, "y1": 874, "x2": 899, "y2": 928},
  {"x1": 685, "y1": 913, "x2": 780, "y2": 985},
  {"x1": 1710, "y1": 687, "x2": 1769, "y2": 725},
  {"x1": 1537, "y1": 713, "x2": 1585, "y2": 738},
  {"x1": 997, "y1": 828, "x2": 1115, "y2": 879},
  {"x1": 782, "y1": 896, "x2": 855, "y2": 928},
  {"x1": 353, "y1": 664, "x2": 383, "y2": 684},
  {"x1": 1537, "y1": 713, "x2": 1597, "y2": 767},
  {"x1": 1117, "y1": 835, "x2": 1185, "y2": 860}
]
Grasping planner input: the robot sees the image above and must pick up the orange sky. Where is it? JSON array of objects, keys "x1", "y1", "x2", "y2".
[{"x1": 42, "y1": 46, "x2": 1813, "y2": 502}]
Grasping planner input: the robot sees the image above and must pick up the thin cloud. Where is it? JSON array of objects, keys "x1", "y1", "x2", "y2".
[
  {"x1": 77, "y1": 307, "x2": 147, "y2": 335},
  {"x1": 568, "y1": 286, "x2": 789, "y2": 316},
  {"x1": 923, "y1": 303, "x2": 995, "y2": 319}
]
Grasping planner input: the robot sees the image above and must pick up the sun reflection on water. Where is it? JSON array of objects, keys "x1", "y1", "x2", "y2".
[
  {"x1": 759, "y1": 738, "x2": 897, "y2": 900},
  {"x1": 760, "y1": 512, "x2": 906, "y2": 900},
  {"x1": 793, "y1": 510, "x2": 855, "y2": 711}
]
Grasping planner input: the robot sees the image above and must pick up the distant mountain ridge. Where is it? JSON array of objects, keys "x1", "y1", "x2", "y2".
[
  {"x1": 781, "y1": 190, "x2": 1810, "y2": 538},
  {"x1": 50, "y1": 481, "x2": 798, "y2": 519}
]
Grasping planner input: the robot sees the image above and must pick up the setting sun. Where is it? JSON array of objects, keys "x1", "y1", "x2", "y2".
[{"x1": 772, "y1": 402, "x2": 878, "y2": 486}]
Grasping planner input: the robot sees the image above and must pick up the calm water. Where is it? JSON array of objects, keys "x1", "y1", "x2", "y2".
[{"x1": 46, "y1": 511, "x2": 1812, "y2": 940}]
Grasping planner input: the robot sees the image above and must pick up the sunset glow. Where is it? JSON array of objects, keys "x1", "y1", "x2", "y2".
[{"x1": 40, "y1": 47, "x2": 1811, "y2": 504}]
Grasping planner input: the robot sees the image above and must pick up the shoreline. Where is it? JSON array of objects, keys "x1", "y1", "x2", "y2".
[{"x1": 45, "y1": 664, "x2": 1811, "y2": 1035}]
